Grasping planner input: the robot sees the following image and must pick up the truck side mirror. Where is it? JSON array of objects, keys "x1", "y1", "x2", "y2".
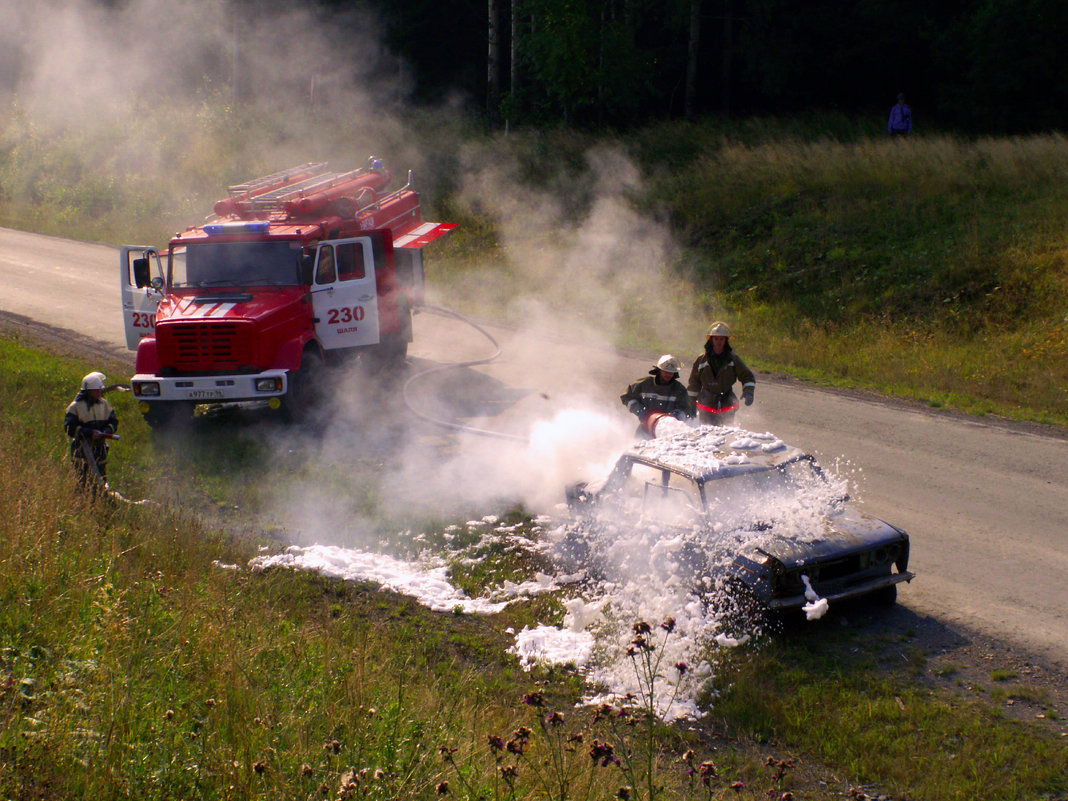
[
  {"x1": 132, "y1": 257, "x2": 151, "y2": 288},
  {"x1": 150, "y1": 276, "x2": 165, "y2": 291}
]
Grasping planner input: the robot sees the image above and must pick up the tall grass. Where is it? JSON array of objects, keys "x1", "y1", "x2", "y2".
[
  {"x1": 647, "y1": 130, "x2": 1068, "y2": 422},
  {"x1": 4, "y1": 333, "x2": 1068, "y2": 799},
  {"x1": 0, "y1": 334, "x2": 748, "y2": 800}
]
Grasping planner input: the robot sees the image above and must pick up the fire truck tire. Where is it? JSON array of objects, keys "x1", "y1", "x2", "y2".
[
  {"x1": 365, "y1": 341, "x2": 408, "y2": 373},
  {"x1": 281, "y1": 349, "x2": 324, "y2": 421},
  {"x1": 142, "y1": 401, "x2": 193, "y2": 429}
]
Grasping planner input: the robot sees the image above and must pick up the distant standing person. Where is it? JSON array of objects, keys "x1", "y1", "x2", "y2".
[
  {"x1": 888, "y1": 92, "x2": 912, "y2": 136},
  {"x1": 687, "y1": 322, "x2": 755, "y2": 427}
]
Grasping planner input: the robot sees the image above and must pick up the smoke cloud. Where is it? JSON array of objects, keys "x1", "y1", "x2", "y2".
[
  {"x1": 3, "y1": 0, "x2": 718, "y2": 585},
  {"x1": 1, "y1": 0, "x2": 404, "y2": 122}
]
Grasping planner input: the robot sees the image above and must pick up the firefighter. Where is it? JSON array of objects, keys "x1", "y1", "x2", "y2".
[
  {"x1": 621, "y1": 355, "x2": 691, "y2": 437},
  {"x1": 687, "y1": 321, "x2": 755, "y2": 427},
  {"x1": 64, "y1": 371, "x2": 118, "y2": 490}
]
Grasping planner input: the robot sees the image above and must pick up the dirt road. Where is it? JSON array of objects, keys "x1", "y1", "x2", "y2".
[{"x1": 3, "y1": 225, "x2": 1066, "y2": 676}]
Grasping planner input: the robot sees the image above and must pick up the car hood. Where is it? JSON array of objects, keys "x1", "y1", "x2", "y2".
[{"x1": 737, "y1": 507, "x2": 906, "y2": 567}]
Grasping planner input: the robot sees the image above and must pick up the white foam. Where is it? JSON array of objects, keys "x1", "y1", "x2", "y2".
[{"x1": 250, "y1": 545, "x2": 511, "y2": 614}]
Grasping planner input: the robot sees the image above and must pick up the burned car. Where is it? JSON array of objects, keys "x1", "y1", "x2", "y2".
[{"x1": 564, "y1": 426, "x2": 914, "y2": 614}]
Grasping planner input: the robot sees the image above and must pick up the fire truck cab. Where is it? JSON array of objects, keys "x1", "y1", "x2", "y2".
[{"x1": 120, "y1": 159, "x2": 454, "y2": 426}]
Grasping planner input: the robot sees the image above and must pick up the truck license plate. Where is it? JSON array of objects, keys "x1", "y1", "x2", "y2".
[{"x1": 188, "y1": 390, "x2": 224, "y2": 400}]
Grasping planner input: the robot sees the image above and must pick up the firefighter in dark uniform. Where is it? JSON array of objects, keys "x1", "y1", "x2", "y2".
[
  {"x1": 621, "y1": 355, "x2": 691, "y2": 437},
  {"x1": 64, "y1": 371, "x2": 119, "y2": 489},
  {"x1": 687, "y1": 322, "x2": 755, "y2": 426}
]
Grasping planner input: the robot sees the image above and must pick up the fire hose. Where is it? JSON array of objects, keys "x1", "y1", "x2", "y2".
[
  {"x1": 75, "y1": 429, "x2": 157, "y2": 506},
  {"x1": 401, "y1": 305, "x2": 527, "y2": 442}
]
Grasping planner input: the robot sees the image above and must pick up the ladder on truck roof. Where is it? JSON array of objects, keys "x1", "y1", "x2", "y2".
[
  {"x1": 245, "y1": 169, "x2": 371, "y2": 213},
  {"x1": 227, "y1": 162, "x2": 329, "y2": 196},
  {"x1": 225, "y1": 163, "x2": 397, "y2": 215}
]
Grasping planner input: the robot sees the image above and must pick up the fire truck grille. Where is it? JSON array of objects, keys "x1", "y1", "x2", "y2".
[{"x1": 162, "y1": 322, "x2": 255, "y2": 371}]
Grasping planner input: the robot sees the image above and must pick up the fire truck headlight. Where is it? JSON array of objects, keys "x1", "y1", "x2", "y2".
[
  {"x1": 135, "y1": 381, "x2": 161, "y2": 397},
  {"x1": 255, "y1": 377, "x2": 283, "y2": 393}
]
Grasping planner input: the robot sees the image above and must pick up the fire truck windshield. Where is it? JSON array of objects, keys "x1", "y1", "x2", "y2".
[{"x1": 170, "y1": 241, "x2": 303, "y2": 288}]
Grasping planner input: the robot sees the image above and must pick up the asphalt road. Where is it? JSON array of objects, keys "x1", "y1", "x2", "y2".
[{"x1": 3, "y1": 225, "x2": 1066, "y2": 674}]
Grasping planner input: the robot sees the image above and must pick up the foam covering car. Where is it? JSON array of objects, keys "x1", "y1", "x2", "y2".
[{"x1": 564, "y1": 425, "x2": 915, "y2": 614}]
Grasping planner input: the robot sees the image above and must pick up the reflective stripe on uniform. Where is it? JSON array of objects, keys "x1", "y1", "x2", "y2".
[{"x1": 696, "y1": 400, "x2": 740, "y2": 414}]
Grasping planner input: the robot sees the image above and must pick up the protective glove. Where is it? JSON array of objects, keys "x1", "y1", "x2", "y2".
[
  {"x1": 673, "y1": 409, "x2": 688, "y2": 421},
  {"x1": 743, "y1": 388, "x2": 754, "y2": 406},
  {"x1": 627, "y1": 400, "x2": 644, "y2": 418}
]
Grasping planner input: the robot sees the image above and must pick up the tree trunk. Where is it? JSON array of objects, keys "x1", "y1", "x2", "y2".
[
  {"x1": 510, "y1": 0, "x2": 519, "y2": 124},
  {"x1": 685, "y1": 0, "x2": 701, "y2": 120},
  {"x1": 487, "y1": 0, "x2": 501, "y2": 127},
  {"x1": 721, "y1": 0, "x2": 733, "y2": 116}
]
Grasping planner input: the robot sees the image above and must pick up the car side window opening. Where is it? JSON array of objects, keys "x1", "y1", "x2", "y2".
[
  {"x1": 315, "y1": 245, "x2": 337, "y2": 284},
  {"x1": 624, "y1": 463, "x2": 662, "y2": 496},
  {"x1": 336, "y1": 241, "x2": 366, "y2": 281},
  {"x1": 666, "y1": 471, "x2": 702, "y2": 508},
  {"x1": 640, "y1": 470, "x2": 702, "y2": 526}
]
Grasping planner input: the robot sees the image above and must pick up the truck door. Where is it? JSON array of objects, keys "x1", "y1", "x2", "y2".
[
  {"x1": 120, "y1": 246, "x2": 164, "y2": 350},
  {"x1": 311, "y1": 238, "x2": 381, "y2": 349}
]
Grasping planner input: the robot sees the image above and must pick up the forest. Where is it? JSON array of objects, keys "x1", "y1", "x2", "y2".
[{"x1": 311, "y1": 0, "x2": 1068, "y2": 133}]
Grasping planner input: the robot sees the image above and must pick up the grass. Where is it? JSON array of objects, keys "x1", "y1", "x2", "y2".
[
  {"x1": 709, "y1": 622, "x2": 1068, "y2": 801},
  {"x1": 3, "y1": 331, "x2": 1067, "y2": 800},
  {"x1": 0, "y1": 332, "x2": 764, "y2": 800}
]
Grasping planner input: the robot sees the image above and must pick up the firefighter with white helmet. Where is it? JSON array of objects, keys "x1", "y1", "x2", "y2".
[
  {"x1": 64, "y1": 371, "x2": 118, "y2": 490},
  {"x1": 687, "y1": 321, "x2": 755, "y2": 426},
  {"x1": 621, "y1": 354, "x2": 692, "y2": 437}
]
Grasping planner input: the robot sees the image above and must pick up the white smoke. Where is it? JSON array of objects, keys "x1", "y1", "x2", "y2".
[{"x1": 2, "y1": 0, "x2": 404, "y2": 122}]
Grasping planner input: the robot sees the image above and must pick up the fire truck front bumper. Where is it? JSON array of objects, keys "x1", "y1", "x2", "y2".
[{"x1": 131, "y1": 371, "x2": 290, "y2": 404}]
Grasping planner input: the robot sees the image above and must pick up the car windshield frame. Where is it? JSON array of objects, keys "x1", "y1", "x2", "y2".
[
  {"x1": 169, "y1": 240, "x2": 304, "y2": 289},
  {"x1": 610, "y1": 452, "x2": 830, "y2": 522},
  {"x1": 696, "y1": 453, "x2": 835, "y2": 516}
]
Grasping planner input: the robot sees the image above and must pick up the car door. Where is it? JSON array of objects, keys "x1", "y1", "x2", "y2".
[
  {"x1": 120, "y1": 245, "x2": 164, "y2": 350},
  {"x1": 311, "y1": 238, "x2": 381, "y2": 349}
]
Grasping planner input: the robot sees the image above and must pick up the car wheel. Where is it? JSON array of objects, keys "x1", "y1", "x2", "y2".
[
  {"x1": 871, "y1": 583, "x2": 898, "y2": 606},
  {"x1": 712, "y1": 577, "x2": 772, "y2": 641}
]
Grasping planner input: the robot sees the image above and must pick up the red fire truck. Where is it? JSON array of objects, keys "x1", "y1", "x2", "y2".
[{"x1": 120, "y1": 158, "x2": 454, "y2": 426}]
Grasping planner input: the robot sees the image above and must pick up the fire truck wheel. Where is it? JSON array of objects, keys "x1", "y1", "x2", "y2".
[
  {"x1": 281, "y1": 349, "x2": 324, "y2": 421},
  {"x1": 142, "y1": 401, "x2": 193, "y2": 429},
  {"x1": 364, "y1": 341, "x2": 408, "y2": 373}
]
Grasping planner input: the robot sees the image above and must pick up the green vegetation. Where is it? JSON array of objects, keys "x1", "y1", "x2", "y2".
[
  {"x1": 711, "y1": 631, "x2": 1068, "y2": 801},
  {"x1": 0, "y1": 333, "x2": 678, "y2": 800},
  {"x1": 3, "y1": 334, "x2": 1066, "y2": 800},
  {"x1": 2, "y1": 107, "x2": 1065, "y2": 425}
]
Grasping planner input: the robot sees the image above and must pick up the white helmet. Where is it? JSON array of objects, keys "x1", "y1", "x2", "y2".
[
  {"x1": 655, "y1": 355, "x2": 682, "y2": 374},
  {"x1": 706, "y1": 321, "x2": 732, "y2": 338},
  {"x1": 81, "y1": 371, "x2": 107, "y2": 391}
]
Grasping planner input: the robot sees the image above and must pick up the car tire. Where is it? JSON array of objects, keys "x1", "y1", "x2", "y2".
[
  {"x1": 713, "y1": 577, "x2": 773, "y2": 641},
  {"x1": 871, "y1": 583, "x2": 898, "y2": 606}
]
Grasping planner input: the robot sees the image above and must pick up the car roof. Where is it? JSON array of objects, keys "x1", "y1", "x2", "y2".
[{"x1": 624, "y1": 426, "x2": 808, "y2": 482}]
